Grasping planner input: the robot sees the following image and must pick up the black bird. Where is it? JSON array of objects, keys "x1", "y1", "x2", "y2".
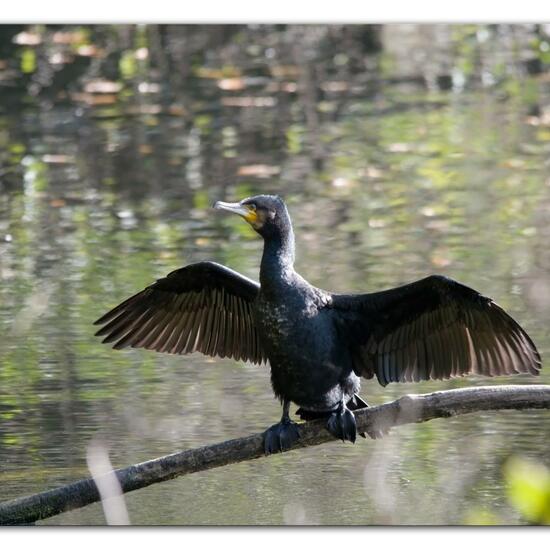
[{"x1": 94, "y1": 195, "x2": 542, "y2": 453}]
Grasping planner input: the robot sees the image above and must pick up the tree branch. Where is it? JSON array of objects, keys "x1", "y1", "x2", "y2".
[{"x1": 1, "y1": 384, "x2": 549, "y2": 525}]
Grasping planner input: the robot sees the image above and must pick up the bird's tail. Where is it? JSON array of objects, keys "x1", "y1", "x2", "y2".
[{"x1": 295, "y1": 394, "x2": 368, "y2": 421}]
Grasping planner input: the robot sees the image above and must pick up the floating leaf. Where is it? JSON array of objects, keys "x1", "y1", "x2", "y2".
[
  {"x1": 13, "y1": 31, "x2": 41, "y2": 46},
  {"x1": 76, "y1": 45, "x2": 103, "y2": 58},
  {"x1": 52, "y1": 30, "x2": 88, "y2": 45},
  {"x1": 266, "y1": 81, "x2": 298, "y2": 94},
  {"x1": 42, "y1": 154, "x2": 75, "y2": 164},
  {"x1": 168, "y1": 104, "x2": 187, "y2": 117},
  {"x1": 501, "y1": 158, "x2": 526, "y2": 169},
  {"x1": 126, "y1": 104, "x2": 162, "y2": 115},
  {"x1": 387, "y1": 142, "x2": 412, "y2": 153},
  {"x1": 71, "y1": 92, "x2": 118, "y2": 106},
  {"x1": 321, "y1": 81, "x2": 349, "y2": 92},
  {"x1": 49, "y1": 52, "x2": 73, "y2": 65},
  {"x1": 221, "y1": 96, "x2": 276, "y2": 107},
  {"x1": 217, "y1": 78, "x2": 247, "y2": 91},
  {"x1": 137, "y1": 82, "x2": 160, "y2": 94},
  {"x1": 270, "y1": 65, "x2": 300, "y2": 78},
  {"x1": 138, "y1": 144, "x2": 153, "y2": 155},
  {"x1": 195, "y1": 66, "x2": 241, "y2": 79},
  {"x1": 49, "y1": 199, "x2": 66, "y2": 208},
  {"x1": 84, "y1": 79, "x2": 122, "y2": 94},
  {"x1": 237, "y1": 165, "x2": 280, "y2": 178},
  {"x1": 331, "y1": 177, "x2": 353, "y2": 189}
]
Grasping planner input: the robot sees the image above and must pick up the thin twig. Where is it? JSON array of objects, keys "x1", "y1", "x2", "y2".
[{"x1": 1, "y1": 384, "x2": 549, "y2": 525}]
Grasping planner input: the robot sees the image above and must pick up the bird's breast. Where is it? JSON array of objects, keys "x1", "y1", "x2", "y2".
[
  {"x1": 254, "y1": 289, "x2": 335, "y2": 367},
  {"x1": 254, "y1": 290, "x2": 356, "y2": 408}
]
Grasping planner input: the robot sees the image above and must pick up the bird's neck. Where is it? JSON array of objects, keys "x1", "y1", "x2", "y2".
[{"x1": 260, "y1": 228, "x2": 296, "y2": 288}]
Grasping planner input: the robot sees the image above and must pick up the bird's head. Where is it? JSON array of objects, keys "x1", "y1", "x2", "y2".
[{"x1": 214, "y1": 194, "x2": 292, "y2": 240}]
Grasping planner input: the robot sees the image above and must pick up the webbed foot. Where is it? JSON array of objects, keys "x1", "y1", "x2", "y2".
[
  {"x1": 348, "y1": 394, "x2": 368, "y2": 439},
  {"x1": 345, "y1": 397, "x2": 388, "y2": 439},
  {"x1": 264, "y1": 419, "x2": 301, "y2": 454},
  {"x1": 327, "y1": 405, "x2": 357, "y2": 443}
]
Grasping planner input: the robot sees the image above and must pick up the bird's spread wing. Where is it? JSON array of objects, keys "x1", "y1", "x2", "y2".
[
  {"x1": 330, "y1": 275, "x2": 541, "y2": 385},
  {"x1": 94, "y1": 261, "x2": 266, "y2": 364}
]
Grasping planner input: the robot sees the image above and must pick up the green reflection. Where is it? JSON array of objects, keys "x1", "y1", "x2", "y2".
[{"x1": 0, "y1": 24, "x2": 549, "y2": 526}]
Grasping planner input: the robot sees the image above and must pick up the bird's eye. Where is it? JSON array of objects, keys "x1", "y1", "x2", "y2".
[{"x1": 248, "y1": 203, "x2": 257, "y2": 211}]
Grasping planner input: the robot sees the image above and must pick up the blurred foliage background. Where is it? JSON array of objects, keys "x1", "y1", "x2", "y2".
[{"x1": 0, "y1": 24, "x2": 549, "y2": 525}]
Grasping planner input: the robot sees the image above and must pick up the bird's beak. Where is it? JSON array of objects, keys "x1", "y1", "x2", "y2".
[{"x1": 214, "y1": 201, "x2": 258, "y2": 223}]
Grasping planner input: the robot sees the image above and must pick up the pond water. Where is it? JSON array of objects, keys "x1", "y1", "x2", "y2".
[{"x1": 0, "y1": 25, "x2": 549, "y2": 525}]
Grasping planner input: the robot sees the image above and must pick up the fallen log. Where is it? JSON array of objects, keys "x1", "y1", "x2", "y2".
[{"x1": 1, "y1": 384, "x2": 549, "y2": 525}]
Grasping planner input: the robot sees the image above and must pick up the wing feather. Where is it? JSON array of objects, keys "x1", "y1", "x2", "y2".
[
  {"x1": 330, "y1": 274, "x2": 541, "y2": 385},
  {"x1": 94, "y1": 261, "x2": 266, "y2": 365}
]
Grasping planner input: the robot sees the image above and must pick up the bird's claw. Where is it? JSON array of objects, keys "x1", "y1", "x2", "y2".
[
  {"x1": 264, "y1": 420, "x2": 301, "y2": 454},
  {"x1": 326, "y1": 406, "x2": 357, "y2": 443}
]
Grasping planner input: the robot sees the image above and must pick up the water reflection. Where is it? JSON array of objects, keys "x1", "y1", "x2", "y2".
[{"x1": 0, "y1": 24, "x2": 549, "y2": 525}]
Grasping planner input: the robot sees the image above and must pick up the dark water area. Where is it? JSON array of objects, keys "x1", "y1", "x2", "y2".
[{"x1": 0, "y1": 24, "x2": 550, "y2": 525}]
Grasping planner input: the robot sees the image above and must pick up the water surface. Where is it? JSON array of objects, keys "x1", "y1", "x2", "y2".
[{"x1": 0, "y1": 24, "x2": 549, "y2": 525}]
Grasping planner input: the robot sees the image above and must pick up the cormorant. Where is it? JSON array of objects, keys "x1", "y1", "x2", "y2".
[{"x1": 94, "y1": 195, "x2": 542, "y2": 453}]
